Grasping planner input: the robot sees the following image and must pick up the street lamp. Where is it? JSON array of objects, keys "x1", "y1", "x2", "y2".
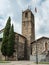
[{"x1": 36, "y1": 40, "x2": 38, "y2": 64}]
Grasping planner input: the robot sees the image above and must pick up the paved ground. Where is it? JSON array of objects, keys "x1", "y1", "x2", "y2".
[{"x1": 0, "y1": 61, "x2": 49, "y2": 65}]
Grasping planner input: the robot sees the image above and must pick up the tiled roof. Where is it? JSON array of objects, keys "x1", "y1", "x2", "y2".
[
  {"x1": 15, "y1": 32, "x2": 26, "y2": 39},
  {"x1": 31, "y1": 36, "x2": 49, "y2": 44},
  {"x1": 22, "y1": 9, "x2": 34, "y2": 16}
]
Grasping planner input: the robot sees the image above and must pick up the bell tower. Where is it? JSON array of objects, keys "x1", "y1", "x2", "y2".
[
  {"x1": 22, "y1": 9, "x2": 35, "y2": 60},
  {"x1": 22, "y1": 9, "x2": 35, "y2": 44}
]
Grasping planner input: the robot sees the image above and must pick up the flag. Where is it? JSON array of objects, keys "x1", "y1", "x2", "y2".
[{"x1": 35, "y1": 7, "x2": 37, "y2": 13}]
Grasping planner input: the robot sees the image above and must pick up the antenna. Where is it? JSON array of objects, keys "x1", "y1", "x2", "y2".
[{"x1": 28, "y1": 5, "x2": 31, "y2": 10}]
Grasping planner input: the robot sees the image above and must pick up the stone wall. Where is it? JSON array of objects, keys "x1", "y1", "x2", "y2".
[
  {"x1": 0, "y1": 41, "x2": 2, "y2": 60},
  {"x1": 15, "y1": 33, "x2": 27, "y2": 60},
  {"x1": 30, "y1": 55, "x2": 46, "y2": 62},
  {"x1": 0, "y1": 39, "x2": 5, "y2": 60},
  {"x1": 31, "y1": 37, "x2": 49, "y2": 62},
  {"x1": 31, "y1": 37, "x2": 49, "y2": 55}
]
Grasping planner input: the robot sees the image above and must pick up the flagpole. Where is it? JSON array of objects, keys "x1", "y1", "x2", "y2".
[{"x1": 35, "y1": 0, "x2": 38, "y2": 64}]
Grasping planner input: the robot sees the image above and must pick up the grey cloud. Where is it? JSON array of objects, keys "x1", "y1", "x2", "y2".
[{"x1": 0, "y1": 0, "x2": 49, "y2": 39}]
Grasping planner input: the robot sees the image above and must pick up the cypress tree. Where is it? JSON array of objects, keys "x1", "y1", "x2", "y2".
[
  {"x1": 7, "y1": 24, "x2": 15, "y2": 57},
  {"x1": 1, "y1": 17, "x2": 11, "y2": 60}
]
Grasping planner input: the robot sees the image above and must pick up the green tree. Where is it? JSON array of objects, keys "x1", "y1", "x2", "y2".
[
  {"x1": 1, "y1": 17, "x2": 11, "y2": 60},
  {"x1": 7, "y1": 24, "x2": 15, "y2": 57}
]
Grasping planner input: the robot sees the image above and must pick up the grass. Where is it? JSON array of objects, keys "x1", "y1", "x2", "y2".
[
  {"x1": 0, "y1": 61, "x2": 49, "y2": 64},
  {"x1": 39, "y1": 62, "x2": 49, "y2": 64},
  {"x1": 0, "y1": 61, "x2": 10, "y2": 63}
]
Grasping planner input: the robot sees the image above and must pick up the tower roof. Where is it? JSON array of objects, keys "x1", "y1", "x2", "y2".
[
  {"x1": 22, "y1": 9, "x2": 34, "y2": 16},
  {"x1": 23, "y1": 9, "x2": 31, "y2": 12}
]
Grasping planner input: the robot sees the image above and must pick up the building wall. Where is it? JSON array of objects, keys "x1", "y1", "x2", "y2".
[
  {"x1": 0, "y1": 41, "x2": 2, "y2": 60},
  {"x1": 14, "y1": 33, "x2": 27, "y2": 60},
  {"x1": 0, "y1": 33, "x2": 27, "y2": 61},
  {"x1": 31, "y1": 38, "x2": 49, "y2": 62},
  {"x1": 31, "y1": 38, "x2": 49, "y2": 55},
  {"x1": 0, "y1": 40, "x2": 5, "y2": 60}
]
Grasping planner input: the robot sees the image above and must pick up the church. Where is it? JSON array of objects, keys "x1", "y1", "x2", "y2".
[{"x1": 0, "y1": 9, "x2": 49, "y2": 62}]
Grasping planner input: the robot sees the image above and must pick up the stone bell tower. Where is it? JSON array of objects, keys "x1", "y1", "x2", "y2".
[
  {"x1": 22, "y1": 9, "x2": 35, "y2": 45},
  {"x1": 22, "y1": 9, "x2": 35, "y2": 60}
]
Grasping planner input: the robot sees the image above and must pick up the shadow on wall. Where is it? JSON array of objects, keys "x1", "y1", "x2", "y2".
[
  {"x1": 30, "y1": 51, "x2": 49, "y2": 62},
  {"x1": 40, "y1": 51, "x2": 49, "y2": 62}
]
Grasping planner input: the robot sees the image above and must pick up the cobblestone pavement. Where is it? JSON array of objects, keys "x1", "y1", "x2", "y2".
[{"x1": 0, "y1": 61, "x2": 49, "y2": 65}]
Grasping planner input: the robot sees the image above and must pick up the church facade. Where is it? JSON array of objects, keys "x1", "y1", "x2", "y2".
[{"x1": 0, "y1": 9, "x2": 49, "y2": 61}]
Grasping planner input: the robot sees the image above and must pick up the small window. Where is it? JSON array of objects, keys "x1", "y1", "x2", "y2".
[{"x1": 25, "y1": 12, "x2": 28, "y2": 18}]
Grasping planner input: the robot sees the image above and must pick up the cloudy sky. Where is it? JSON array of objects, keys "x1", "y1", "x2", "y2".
[{"x1": 0, "y1": 0, "x2": 49, "y2": 39}]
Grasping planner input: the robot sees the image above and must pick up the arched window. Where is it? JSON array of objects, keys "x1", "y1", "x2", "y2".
[{"x1": 25, "y1": 12, "x2": 28, "y2": 18}]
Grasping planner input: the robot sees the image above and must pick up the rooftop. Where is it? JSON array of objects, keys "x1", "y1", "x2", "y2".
[{"x1": 31, "y1": 36, "x2": 49, "y2": 44}]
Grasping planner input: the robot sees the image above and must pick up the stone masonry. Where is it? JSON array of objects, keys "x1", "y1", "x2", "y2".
[
  {"x1": 22, "y1": 9, "x2": 35, "y2": 60},
  {"x1": 31, "y1": 37, "x2": 49, "y2": 62}
]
